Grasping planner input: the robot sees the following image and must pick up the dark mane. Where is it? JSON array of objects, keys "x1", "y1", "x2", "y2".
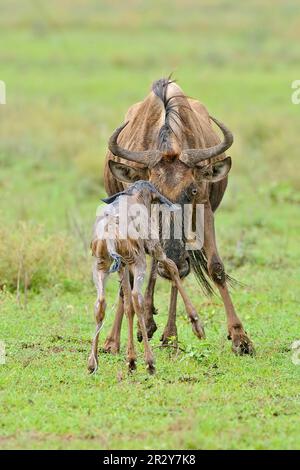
[{"x1": 152, "y1": 77, "x2": 186, "y2": 154}]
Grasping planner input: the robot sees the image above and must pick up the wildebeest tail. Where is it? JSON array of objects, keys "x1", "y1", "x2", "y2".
[
  {"x1": 189, "y1": 249, "x2": 215, "y2": 296},
  {"x1": 109, "y1": 253, "x2": 122, "y2": 273},
  {"x1": 106, "y1": 239, "x2": 122, "y2": 273},
  {"x1": 189, "y1": 249, "x2": 242, "y2": 296}
]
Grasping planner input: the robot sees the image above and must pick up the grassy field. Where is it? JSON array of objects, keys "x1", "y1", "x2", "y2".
[{"x1": 0, "y1": 0, "x2": 300, "y2": 450}]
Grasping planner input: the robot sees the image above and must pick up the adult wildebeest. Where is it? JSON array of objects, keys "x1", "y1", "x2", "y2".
[{"x1": 102, "y1": 77, "x2": 254, "y2": 356}]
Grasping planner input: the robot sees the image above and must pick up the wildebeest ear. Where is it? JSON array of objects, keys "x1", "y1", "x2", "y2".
[
  {"x1": 108, "y1": 160, "x2": 148, "y2": 183},
  {"x1": 198, "y1": 156, "x2": 232, "y2": 182}
]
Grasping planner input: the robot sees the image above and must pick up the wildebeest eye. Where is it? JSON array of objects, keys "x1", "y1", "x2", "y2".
[{"x1": 191, "y1": 188, "x2": 198, "y2": 196}]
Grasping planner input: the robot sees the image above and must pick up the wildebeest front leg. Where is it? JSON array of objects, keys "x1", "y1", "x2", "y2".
[
  {"x1": 204, "y1": 205, "x2": 254, "y2": 355},
  {"x1": 137, "y1": 259, "x2": 158, "y2": 342},
  {"x1": 161, "y1": 285, "x2": 178, "y2": 345}
]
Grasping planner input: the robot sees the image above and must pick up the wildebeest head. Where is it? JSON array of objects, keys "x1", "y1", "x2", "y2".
[{"x1": 106, "y1": 80, "x2": 233, "y2": 279}]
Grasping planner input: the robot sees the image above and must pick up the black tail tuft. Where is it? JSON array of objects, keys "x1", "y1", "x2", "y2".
[
  {"x1": 225, "y1": 273, "x2": 245, "y2": 289},
  {"x1": 189, "y1": 250, "x2": 243, "y2": 296},
  {"x1": 109, "y1": 253, "x2": 122, "y2": 273},
  {"x1": 189, "y1": 250, "x2": 215, "y2": 296}
]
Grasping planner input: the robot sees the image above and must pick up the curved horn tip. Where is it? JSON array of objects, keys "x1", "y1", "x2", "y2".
[
  {"x1": 107, "y1": 121, "x2": 162, "y2": 165},
  {"x1": 108, "y1": 121, "x2": 130, "y2": 156},
  {"x1": 109, "y1": 121, "x2": 129, "y2": 142},
  {"x1": 179, "y1": 115, "x2": 234, "y2": 166},
  {"x1": 209, "y1": 115, "x2": 234, "y2": 143}
]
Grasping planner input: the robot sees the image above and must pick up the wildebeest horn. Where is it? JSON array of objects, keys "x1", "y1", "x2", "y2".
[
  {"x1": 108, "y1": 122, "x2": 162, "y2": 167},
  {"x1": 179, "y1": 116, "x2": 234, "y2": 166}
]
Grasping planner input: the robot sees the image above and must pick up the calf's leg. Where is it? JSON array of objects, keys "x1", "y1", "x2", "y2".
[
  {"x1": 137, "y1": 259, "x2": 158, "y2": 342},
  {"x1": 163, "y1": 258, "x2": 205, "y2": 340},
  {"x1": 88, "y1": 264, "x2": 108, "y2": 372},
  {"x1": 103, "y1": 294, "x2": 124, "y2": 354},
  {"x1": 131, "y1": 261, "x2": 155, "y2": 374},
  {"x1": 149, "y1": 243, "x2": 205, "y2": 341},
  {"x1": 120, "y1": 266, "x2": 137, "y2": 371}
]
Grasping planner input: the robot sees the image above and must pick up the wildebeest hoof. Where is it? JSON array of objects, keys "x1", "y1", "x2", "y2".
[
  {"x1": 230, "y1": 330, "x2": 255, "y2": 356},
  {"x1": 87, "y1": 355, "x2": 98, "y2": 374},
  {"x1": 103, "y1": 338, "x2": 120, "y2": 354},
  {"x1": 127, "y1": 359, "x2": 137, "y2": 372},
  {"x1": 160, "y1": 329, "x2": 178, "y2": 346},
  {"x1": 146, "y1": 363, "x2": 156, "y2": 375},
  {"x1": 137, "y1": 317, "x2": 157, "y2": 342}
]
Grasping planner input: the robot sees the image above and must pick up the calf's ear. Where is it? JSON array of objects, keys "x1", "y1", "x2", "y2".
[
  {"x1": 108, "y1": 160, "x2": 148, "y2": 183},
  {"x1": 102, "y1": 191, "x2": 125, "y2": 204},
  {"x1": 198, "y1": 156, "x2": 232, "y2": 183}
]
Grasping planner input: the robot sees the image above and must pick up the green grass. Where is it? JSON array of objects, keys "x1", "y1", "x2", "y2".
[{"x1": 0, "y1": 0, "x2": 300, "y2": 450}]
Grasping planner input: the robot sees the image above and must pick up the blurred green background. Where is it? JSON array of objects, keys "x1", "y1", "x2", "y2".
[{"x1": 0, "y1": 0, "x2": 299, "y2": 450}]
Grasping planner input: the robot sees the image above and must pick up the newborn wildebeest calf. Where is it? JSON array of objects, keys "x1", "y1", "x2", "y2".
[{"x1": 88, "y1": 181, "x2": 205, "y2": 374}]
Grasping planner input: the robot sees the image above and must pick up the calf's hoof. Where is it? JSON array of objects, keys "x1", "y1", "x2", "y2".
[
  {"x1": 103, "y1": 338, "x2": 120, "y2": 355},
  {"x1": 87, "y1": 354, "x2": 98, "y2": 374}
]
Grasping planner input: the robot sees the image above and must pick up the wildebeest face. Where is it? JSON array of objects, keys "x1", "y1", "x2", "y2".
[
  {"x1": 149, "y1": 159, "x2": 200, "y2": 203},
  {"x1": 148, "y1": 159, "x2": 201, "y2": 279},
  {"x1": 109, "y1": 157, "x2": 231, "y2": 278},
  {"x1": 109, "y1": 157, "x2": 231, "y2": 201}
]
